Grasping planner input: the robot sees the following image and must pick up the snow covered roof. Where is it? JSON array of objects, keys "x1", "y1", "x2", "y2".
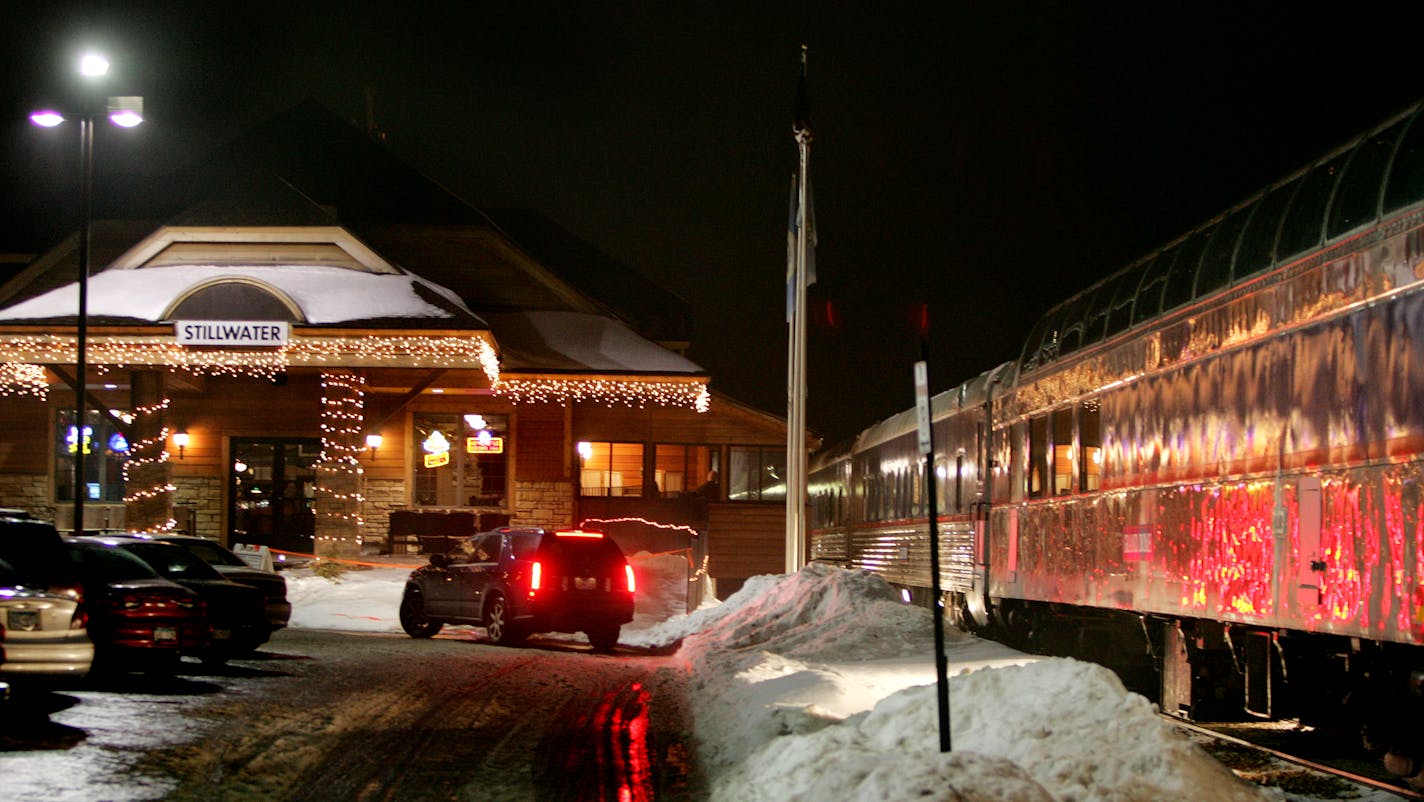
[
  {"x1": 0, "y1": 264, "x2": 483, "y2": 328},
  {"x1": 486, "y1": 310, "x2": 703, "y2": 375}
]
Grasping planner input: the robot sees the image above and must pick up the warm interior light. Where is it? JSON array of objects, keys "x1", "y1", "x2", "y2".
[{"x1": 576, "y1": 441, "x2": 593, "y2": 461}]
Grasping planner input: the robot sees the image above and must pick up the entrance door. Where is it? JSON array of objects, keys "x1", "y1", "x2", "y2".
[{"x1": 229, "y1": 438, "x2": 320, "y2": 554}]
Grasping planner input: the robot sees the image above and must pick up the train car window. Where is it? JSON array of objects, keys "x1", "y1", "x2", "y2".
[
  {"x1": 1052, "y1": 407, "x2": 1074, "y2": 495},
  {"x1": 1384, "y1": 110, "x2": 1424, "y2": 214},
  {"x1": 1055, "y1": 286, "x2": 1102, "y2": 358},
  {"x1": 1028, "y1": 416, "x2": 1047, "y2": 499},
  {"x1": 1160, "y1": 230, "x2": 1209, "y2": 315},
  {"x1": 1196, "y1": 206, "x2": 1251, "y2": 298},
  {"x1": 1079, "y1": 400, "x2": 1102, "y2": 493},
  {"x1": 1104, "y1": 259, "x2": 1150, "y2": 337},
  {"x1": 1234, "y1": 177, "x2": 1300, "y2": 282},
  {"x1": 1327, "y1": 119, "x2": 1406, "y2": 240},
  {"x1": 1131, "y1": 247, "x2": 1177, "y2": 326},
  {"x1": 1083, "y1": 279, "x2": 1116, "y2": 344},
  {"x1": 1276, "y1": 154, "x2": 1347, "y2": 262}
]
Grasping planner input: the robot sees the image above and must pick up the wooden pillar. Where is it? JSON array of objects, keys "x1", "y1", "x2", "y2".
[{"x1": 126, "y1": 370, "x2": 175, "y2": 532}]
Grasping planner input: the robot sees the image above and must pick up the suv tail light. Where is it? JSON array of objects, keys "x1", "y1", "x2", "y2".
[
  {"x1": 529, "y1": 560, "x2": 543, "y2": 597},
  {"x1": 625, "y1": 564, "x2": 636, "y2": 593}
]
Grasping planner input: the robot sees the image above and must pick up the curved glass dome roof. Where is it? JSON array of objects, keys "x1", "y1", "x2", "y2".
[{"x1": 1019, "y1": 99, "x2": 1424, "y2": 372}]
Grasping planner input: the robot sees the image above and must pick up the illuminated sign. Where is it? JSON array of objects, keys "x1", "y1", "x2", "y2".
[
  {"x1": 175, "y1": 320, "x2": 290, "y2": 347},
  {"x1": 422, "y1": 430, "x2": 451, "y2": 454},
  {"x1": 423, "y1": 451, "x2": 450, "y2": 469},
  {"x1": 467, "y1": 435, "x2": 504, "y2": 454},
  {"x1": 66, "y1": 425, "x2": 93, "y2": 455}
]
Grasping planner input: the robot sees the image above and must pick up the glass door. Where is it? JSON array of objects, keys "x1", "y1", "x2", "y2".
[{"x1": 229, "y1": 438, "x2": 320, "y2": 553}]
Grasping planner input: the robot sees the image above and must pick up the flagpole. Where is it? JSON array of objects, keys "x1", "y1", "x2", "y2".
[{"x1": 787, "y1": 46, "x2": 812, "y2": 573}]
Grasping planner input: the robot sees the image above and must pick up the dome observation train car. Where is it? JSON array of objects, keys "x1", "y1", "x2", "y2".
[{"x1": 809, "y1": 99, "x2": 1424, "y2": 779}]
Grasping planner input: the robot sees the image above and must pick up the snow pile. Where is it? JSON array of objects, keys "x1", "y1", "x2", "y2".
[
  {"x1": 677, "y1": 563, "x2": 1269, "y2": 802},
  {"x1": 285, "y1": 565, "x2": 408, "y2": 632}
]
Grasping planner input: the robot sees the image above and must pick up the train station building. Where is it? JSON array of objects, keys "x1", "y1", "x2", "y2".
[{"x1": 0, "y1": 102, "x2": 803, "y2": 593}]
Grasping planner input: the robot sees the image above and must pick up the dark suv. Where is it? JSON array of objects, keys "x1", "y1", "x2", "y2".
[{"x1": 399, "y1": 527, "x2": 635, "y2": 650}]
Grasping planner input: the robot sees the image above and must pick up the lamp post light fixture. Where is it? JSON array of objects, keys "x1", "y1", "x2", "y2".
[
  {"x1": 30, "y1": 51, "x2": 143, "y2": 532},
  {"x1": 366, "y1": 433, "x2": 383, "y2": 459},
  {"x1": 172, "y1": 430, "x2": 190, "y2": 460}
]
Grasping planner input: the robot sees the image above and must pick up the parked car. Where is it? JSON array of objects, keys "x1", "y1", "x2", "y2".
[
  {"x1": 147, "y1": 534, "x2": 290, "y2": 634},
  {"x1": 0, "y1": 556, "x2": 93, "y2": 681},
  {"x1": 0, "y1": 509, "x2": 84, "y2": 603},
  {"x1": 65, "y1": 537, "x2": 209, "y2": 674},
  {"x1": 95, "y1": 536, "x2": 268, "y2": 664},
  {"x1": 398, "y1": 527, "x2": 636, "y2": 650}
]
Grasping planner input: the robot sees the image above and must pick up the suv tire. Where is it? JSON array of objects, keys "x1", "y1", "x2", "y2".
[
  {"x1": 586, "y1": 623, "x2": 620, "y2": 651},
  {"x1": 399, "y1": 589, "x2": 443, "y2": 638},
  {"x1": 483, "y1": 595, "x2": 524, "y2": 645}
]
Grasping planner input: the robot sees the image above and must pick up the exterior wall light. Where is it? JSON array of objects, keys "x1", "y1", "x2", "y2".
[{"x1": 172, "y1": 430, "x2": 190, "y2": 459}]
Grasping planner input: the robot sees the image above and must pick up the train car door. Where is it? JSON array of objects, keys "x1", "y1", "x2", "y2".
[{"x1": 1295, "y1": 476, "x2": 1324, "y2": 606}]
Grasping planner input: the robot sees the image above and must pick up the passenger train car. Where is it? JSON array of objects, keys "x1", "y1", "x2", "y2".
[{"x1": 809, "y1": 99, "x2": 1424, "y2": 778}]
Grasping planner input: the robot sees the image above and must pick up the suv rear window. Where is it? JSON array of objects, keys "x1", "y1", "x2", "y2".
[
  {"x1": 539, "y1": 536, "x2": 626, "y2": 567},
  {"x1": 0, "y1": 520, "x2": 72, "y2": 578}
]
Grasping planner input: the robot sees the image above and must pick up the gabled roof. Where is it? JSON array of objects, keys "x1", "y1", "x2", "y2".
[{"x1": 0, "y1": 100, "x2": 702, "y2": 376}]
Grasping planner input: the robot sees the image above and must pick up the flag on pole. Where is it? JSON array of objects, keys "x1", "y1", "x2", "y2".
[{"x1": 785, "y1": 174, "x2": 817, "y2": 323}]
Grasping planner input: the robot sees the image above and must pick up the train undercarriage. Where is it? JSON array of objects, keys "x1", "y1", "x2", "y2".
[{"x1": 941, "y1": 591, "x2": 1424, "y2": 790}]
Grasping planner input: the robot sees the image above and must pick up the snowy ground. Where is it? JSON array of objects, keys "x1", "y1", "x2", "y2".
[{"x1": 284, "y1": 553, "x2": 1323, "y2": 801}]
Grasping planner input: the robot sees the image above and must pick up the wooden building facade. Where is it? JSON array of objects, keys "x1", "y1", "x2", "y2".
[{"x1": 0, "y1": 103, "x2": 810, "y2": 594}]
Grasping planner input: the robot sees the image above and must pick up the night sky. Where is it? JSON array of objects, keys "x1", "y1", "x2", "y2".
[{"x1": 2, "y1": 2, "x2": 1422, "y2": 445}]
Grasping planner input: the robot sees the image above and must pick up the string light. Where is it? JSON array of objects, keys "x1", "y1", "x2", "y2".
[
  {"x1": 122, "y1": 397, "x2": 177, "y2": 530},
  {"x1": 495, "y1": 377, "x2": 711, "y2": 412},
  {"x1": 578, "y1": 516, "x2": 702, "y2": 539},
  {"x1": 0, "y1": 363, "x2": 49, "y2": 397},
  {"x1": 315, "y1": 371, "x2": 366, "y2": 545},
  {"x1": 0, "y1": 332, "x2": 501, "y2": 395}
]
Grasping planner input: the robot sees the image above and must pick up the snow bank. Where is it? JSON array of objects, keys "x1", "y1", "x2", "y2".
[{"x1": 678, "y1": 563, "x2": 1269, "y2": 802}]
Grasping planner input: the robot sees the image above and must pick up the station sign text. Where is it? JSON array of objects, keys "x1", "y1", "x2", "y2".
[{"x1": 175, "y1": 320, "x2": 290, "y2": 347}]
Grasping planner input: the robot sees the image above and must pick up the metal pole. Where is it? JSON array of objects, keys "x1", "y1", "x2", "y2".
[
  {"x1": 918, "y1": 342, "x2": 951, "y2": 752},
  {"x1": 786, "y1": 47, "x2": 813, "y2": 574},
  {"x1": 74, "y1": 113, "x2": 93, "y2": 534}
]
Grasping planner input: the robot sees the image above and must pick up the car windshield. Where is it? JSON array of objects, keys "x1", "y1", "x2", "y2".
[
  {"x1": 120, "y1": 542, "x2": 225, "y2": 581},
  {"x1": 166, "y1": 538, "x2": 246, "y2": 568},
  {"x1": 70, "y1": 542, "x2": 163, "y2": 581}
]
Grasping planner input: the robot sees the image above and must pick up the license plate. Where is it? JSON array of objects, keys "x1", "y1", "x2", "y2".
[
  {"x1": 213, "y1": 628, "x2": 231, "y2": 641},
  {"x1": 154, "y1": 627, "x2": 178, "y2": 642},
  {"x1": 7, "y1": 610, "x2": 39, "y2": 631},
  {"x1": 574, "y1": 577, "x2": 597, "y2": 591}
]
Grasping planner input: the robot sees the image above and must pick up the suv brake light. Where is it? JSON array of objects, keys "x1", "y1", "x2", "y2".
[
  {"x1": 625, "y1": 564, "x2": 636, "y2": 593},
  {"x1": 529, "y1": 561, "x2": 543, "y2": 595},
  {"x1": 555, "y1": 529, "x2": 603, "y2": 538}
]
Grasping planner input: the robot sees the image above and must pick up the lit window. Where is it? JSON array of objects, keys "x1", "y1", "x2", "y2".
[
  {"x1": 578, "y1": 441, "x2": 645, "y2": 497},
  {"x1": 54, "y1": 410, "x2": 127, "y2": 504},
  {"x1": 728, "y1": 446, "x2": 786, "y2": 502}
]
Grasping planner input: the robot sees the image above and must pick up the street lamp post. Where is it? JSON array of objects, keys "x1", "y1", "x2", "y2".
[{"x1": 30, "y1": 52, "x2": 142, "y2": 533}]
